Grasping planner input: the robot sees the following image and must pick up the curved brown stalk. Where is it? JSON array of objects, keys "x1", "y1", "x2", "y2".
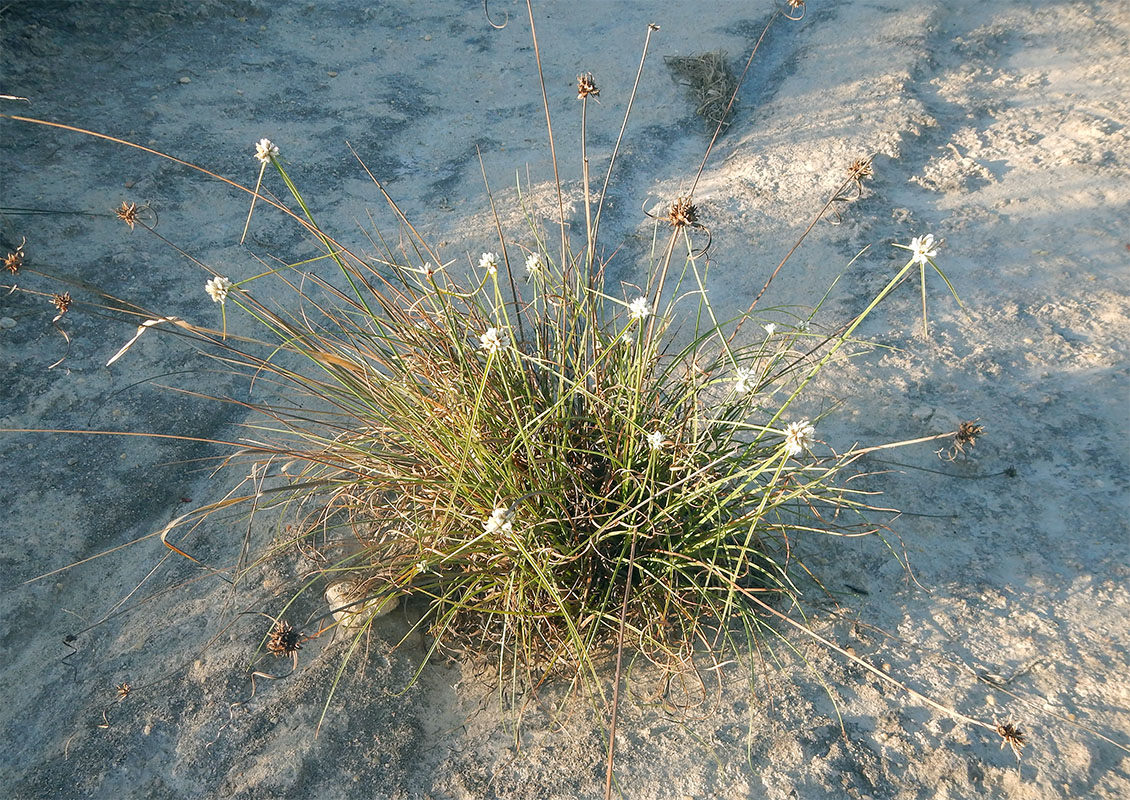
[
  {"x1": 687, "y1": 8, "x2": 789, "y2": 199},
  {"x1": 590, "y1": 24, "x2": 660, "y2": 267},
  {"x1": 524, "y1": 1, "x2": 568, "y2": 278}
]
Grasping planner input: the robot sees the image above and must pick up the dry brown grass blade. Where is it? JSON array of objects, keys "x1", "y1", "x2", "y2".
[{"x1": 665, "y1": 51, "x2": 739, "y2": 129}]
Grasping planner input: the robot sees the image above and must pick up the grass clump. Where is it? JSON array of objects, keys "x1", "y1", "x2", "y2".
[
  {"x1": 186, "y1": 144, "x2": 874, "y2": 690},
  {"x1": 0, "y1": 2, "x2": 1019, "y2": 787},
  {"x1": 665, "y1": 50, "x2": 740, "y2": 130}
]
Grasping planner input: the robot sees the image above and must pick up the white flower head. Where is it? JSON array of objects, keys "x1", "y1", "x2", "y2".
[
  {"x1": 479, "y1": 252, "x2": 500, "y2": 276},
  {"x1": 254, "y1": 138, "x2": 279, "y2": 164},
  {"x1": 783, "y1": 419, "x2": 816, "y2": 457},
  {"x1": 525, "y1": 252, "x2": 543, "y2": 275},
  {"x1": 479, "y1": 326, "x2": 508, "y2": 354},
  {"x1": 734, "y1": 367, "x2": 756, "y2": 395},
  {"x1": 763, "y1": 322, "x2": 778, "y2": 336},
  {"x1": 908, "y1": 233, "x2": 939, "y2": 266},
  {"x1": 627, "y1": 296, "x2": 652, "y2": 322},
  {"x1": 645, "y1": 430, "x2": 666, "y2": 451},
  {"x1": 415, "y1": 560, "x2": 429, "y2": 574},
  {"x1": 483, "y1": 507, "x2": 513, "y2": 536},
  {"x1": 205, "y1": 276, "x2": 234, "y2": 304},
  {"x1": 796, "y1": 319, "x2": 811, "y2": 333}
]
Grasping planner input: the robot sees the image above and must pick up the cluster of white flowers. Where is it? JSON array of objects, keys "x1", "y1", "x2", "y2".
[
  {"x1": 525, "y1": 252, "x2": 542, "y2": 275},
  {"x1": 763, "y1": 322, "x2": 777, "y2": 336},
  {"x1": 254, "y1": 138, "x2": 279, "y2": 164},
  {"x1": 483, "y1": 507, "x2": 513, "y2": 536},
  {"x1": 479, "y1": 326, "x2": 508, "y2": 354},
  {"x1": 783, "y1": 419, "x2": 816, "y2": 457},
  {"x1": 733, "y1": 367, "x2": 756, "y2": 395},
  {"x1": 415, "y1": 560, "x2": 429, "y2": 574},
  {"x1": 627, "y1": 296, "x2": 652, "y2": 321},
  {"x1": 205, "y1": 276, "x2": 233, "y2": 304},
  {"x1": 479, "y1": 252, "x2": 500, "y2": 276},
  {"x1": 645, "y1": 430, "x2": 666, "y2": 451},
  {"x1": 908, "y1": 233, "x2": 939, "y2": 266}
]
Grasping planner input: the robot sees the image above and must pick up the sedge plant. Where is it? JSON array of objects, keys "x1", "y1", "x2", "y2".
[{"x1": 1, "y1": 2, "x2": 1033, "y2": 792}]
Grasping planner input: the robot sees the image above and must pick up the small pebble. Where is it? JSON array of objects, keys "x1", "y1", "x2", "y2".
[
  {"x1": 327, "y1": 71, "x2": 338, "y2": 78},
  {"x1": 178, "y1": 76, "x2": 191, "y2": 84},
  {"x1": 911, "y1": 404, "x2": 935, "y2": 422},
  {"x1": 0, "y1": 316, "x2": 16, "y2": 329}
]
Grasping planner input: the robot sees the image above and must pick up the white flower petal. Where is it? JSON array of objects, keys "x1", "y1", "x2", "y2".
[
  {"x1": 628, "y1": 296, "x2": 652, "y2": 321},
  {"x1": 478, "y1": 252, "x2": 499, "y2": 276},
  {"x1": 483, "y1": 507, "x2": 513, "y2": 535},
  {"x1": 734, "y1": 367, "x2": 756, "y2": 394},
  {"x1": 205, "y1": 276, "x2": 233, "y2": 304},
  {"x1": 908, "y1": 233, "x2": 939, "y2": 266},
  {"x1": 783, "y1": 419, "x2": 816, "y2": 457},
  {"x1": 478, "y1": 326, "x2": 508, "y2": 354},
  {"x1": 254, "y1": 138, "x2": 279, "y2": 164}
]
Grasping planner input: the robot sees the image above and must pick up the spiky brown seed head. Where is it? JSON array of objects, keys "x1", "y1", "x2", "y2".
[
  {"x1": 266, "y1": 620, "x2": 302, "y2": 658},
  {"x1": 116, "y1": 201, "x2": 141, "y2": 230},
  {"x1": 847, "y1": 157, "x2": 874, "y2": 183},
  {"x1": 666, "y1": 196, "x2": 699, "y2": 229},
  {"x1": 577, "y1": 72, "x2": 599, "y2": 100},
  {"x1": 3, "y1": 239, "x2": 25, "y2": 274},
  {"x1": 955, "y1": 420, "x2": 984, "y2": 451},
  {"x1": 783, "y1": 0, "x2": 807, "y2": 20},
  {"x1": 996, "y1": 722, "x2": 1026, "y2": 759},
  {"x1": 51, "y1": 292, "x2": 72, "y2": 315}
]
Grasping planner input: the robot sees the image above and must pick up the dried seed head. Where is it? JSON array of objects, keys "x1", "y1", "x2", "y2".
[
  {"x1": 116, "y1": 201, "x2": 141, "y2": 230},
  {"x1": 940, "y1": 419, "x2": 984, "y2": 461},
  {"x1": 666, "y1": 196, "x2": 699, "y2": 228},
  {"x1": 955, "y1": 420, "x2": 983, "y2": 451},
  {"x1": 577, "y1": 72, "x2": 599, "y2": 100},
  {"x1": 847, "y1": 156, "x2": 874, "y2": 183},
  {"x1": 116, "y1": 682, "x2": 132, "y2": 699},
  {"x1": 996, "y1": 721, "x2": 1026, "y2": 761},
  {"x1": 266, "y1": 620, "x2": 303, "y2": 658},
  {"x1": 3, "y1": 238, "x2": 25, "y2": 274},
  {"x1": 52, "y1": 292, "x2": 72, "y2": 315}
]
